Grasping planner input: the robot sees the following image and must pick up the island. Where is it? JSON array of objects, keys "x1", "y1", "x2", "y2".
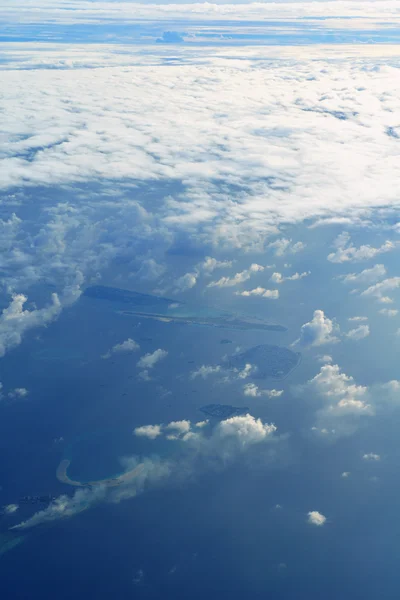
[
  {"x1": 83, "y1": 285, "x2": 286, "y2": 332},
  {"x1": 200, "y1": 404, "x2": 249, "y2": 419},
  {"x1": 56, "y1": 459, "x2": 144, "y2": 489},
  {"x1": 229, "y1": 344, "x2": 301, "y2": 380}
]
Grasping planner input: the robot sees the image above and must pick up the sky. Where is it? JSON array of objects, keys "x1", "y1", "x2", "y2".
[{"x1": 1, "y1": 2, "x2": 400, "y2": 598}]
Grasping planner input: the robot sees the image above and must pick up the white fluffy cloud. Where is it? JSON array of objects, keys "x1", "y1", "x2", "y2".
[
  {"x1": 0, "y1": 47, "x2": 400, "y2": 353},
  {"x1": 307, "y1": 511, "x2": 326, "y2": 526},
  {"x1": 0, "y1": 293, "x2": 62, "y2": 357},
  {"x1": 270, "y1": 271, "x2": 310, "y2": 284},
  {"x1": 133, "y1": 424, "x2": 162, "y2": 440},
  {"x1": 345, "y1": 324, "x2": 370, "y2": 341},
  {"x1": 173, "y1": 272, "x2": 197, "y2": 293},
  {"x1": 199, "y1": 256, "x2": 232, "y2": 273},
  {"x1": 102, "y1": 338, "x2": 140, "y2": 359},
  {"x1": 268, "y1": 239, "x2": 305, "y2": 257},
  {"x1": 294, "y1": 310, "x2": 340, "y2": 348},
  {"x1": 339, "y1": 263, "x2": 386, "y2": 285},
  {"x1": 8, "y1": 387, "x2": 29, "y2": 399},
  {"x1": 243, "y1": 383, "x2": 283, "y2": 398},
  {"x1": 190, "y1": 365, "x2": 221, "y2": 379},
  {"x1": 361, "y1": 277, "x2": 400, "y2": 304},
  {"x1": 235, "y1": 287, "x2": 279, "y2": 299},
  {"x1": 363, "y1": 453, "x2": 380, "y2": 461},
  {"x1": 137, "y1": 349, "x2": 168, "y2": 370},
  {"x1": 328, "y1": 233, "x2": 395, "y2": 263},
  {"x1": 208, "y1": 264, "x2": 264, "y2": 288}
]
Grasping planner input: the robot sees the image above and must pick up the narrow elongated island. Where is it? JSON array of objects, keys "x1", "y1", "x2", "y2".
[{"x1": 56, "y1": 459, "x2": 144, "y2": 488}]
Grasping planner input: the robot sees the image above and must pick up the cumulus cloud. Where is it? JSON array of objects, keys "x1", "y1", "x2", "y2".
[
  {"x1": 102, "y1": 338, "x2": 140, "y2": 359},
  {"x1": 270, "y1": 271, "x2": 310, "y2": 284},
  {"x1": 339, "y1": 263, "x2": 386, "y2": 285},
  {"x1": 190, "y1": 365, "x2": 221, "y2": 379},
  {"x1": 345, "y1": 324, "x2": 370, "y2": 341},
  {"x1": 361, "y1": 277, "x2": 400, "y2": 303},
  {"x1": 300, "y1": 363, "x2": 376, "y2": 436},
  {"x1": 363, "y1": 452, "x2": 380, "y2": 461},
  {"x1": 294, "y1": 310, "x2": 340, "y2": 348},
  {"x1": 173, "y1": 272, "x2": 197, "y2": 293},
  {"x1": 235, "y1": 287, "x2": 279, "y2": 299},
  {"x1": 243, "y1": 383, "x2": 283, "y2": 398},
  {"x1": 199, "y1": 257, "x2": 232, "y2": 273},
  {"x1": 133, "y1": 425, "x2": 162, "y2": 440},
  {"x1": 268, "y1": 239, "x2": 305, "y2": 257},
  {"x1": 7, "y1": 387, "x2": 29, "y2": 399},
  {"x1": 137, "y1": 349, "x2": 168, "y2": 370},
  {"x1": 0, "y1": 293, "x2": 61, "y2": 358},
  {"x1": 317, "y1": 355, "x2": 333, "y2": 364},
  {"x1": 307, "y1": 511, "x2": 326, "y2": 526},
  {"x1": 328, "y1": 233, "x2": 395, "y2": 263},
  {"x1": 379, "y1": 308, "x2": 398, "y2": 317},
  {"x1": 208, "y1": 264, "x2": 264, "y2": 288}
]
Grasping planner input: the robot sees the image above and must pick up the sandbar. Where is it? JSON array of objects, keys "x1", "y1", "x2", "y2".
[{"x1": 56, "y1": 459, "x2": 144, "y2": 488}]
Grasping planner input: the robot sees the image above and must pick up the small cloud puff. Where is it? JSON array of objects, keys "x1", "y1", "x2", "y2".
[
  {"x1": 307, "y1": 511, "x2": 326, "y2": 526},
  {"x1": 133, "y1": 425, "x2": 162, "y2": 440},
  {"x1": 345, "y1": 324, "x2": 370, "y2": 341},
  {"x1": 235, "y1": 287, "x2": 279, "y2": 299},
  {"x1": 102, "y1": 338, "x2": 139, "y2": 359},
  {"x1": 137, "y1": 349, "x2": 168, "y2": 369},
  {"x1": 243, "y1": 383, "x2": 283, "y2": 398},
  {"x1": 208, "y1": 264, "x2": 264, "y2": 288}
]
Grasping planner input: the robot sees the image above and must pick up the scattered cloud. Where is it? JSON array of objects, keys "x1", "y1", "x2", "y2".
[
  {"x1": 307, "y1": 511, "x2": 326, "y2": 526},
  {"x1": 2, "y1": 504, "x2": 19, "y2": 516},
  {"x1": 133, "y1": 425, "x2": 162, "y2": 440},
  {"x1": 339, "y1": 263, "x2": 386, "y2": 285},
  {"x1": 270, "y1": 271, "x2": 310, "y2": 284},
  {"x1": 208, "y1": 264, "x2": 264, "y2": 288},
  {"x1": 190, "y1": 365, "x2": 221, "y2": 380},
  {"x1": 345, "y1": 324, "x2": 370, "y2": 341},
  {"x1": 13, "y1": 413, "x2": 278, "y2": 530},
  {"x1": 268, "y1": 239, "x2": 305, "y2": 257},
  {"x1": 102, "y1": 338, "x2": 139, "y2": 359},
  {"x1": 199, "y1": 257, "x2": 232, "y2": 274},
  {"x1": 137, "y1": 349, "x2": 168, "y2": 370},
  {"x1": 363, "y1": 452, "x2": 380, "y2": 461},
  {"x1": 379, "y1": 308, "x2": 398, "y2": 317},
  {"x1": 243, "y1": 383, "x2": 283, "y2": 398},
  {"x1": 293, "y1": 310, "x2": 340, "y2": 348},
  {"x1": 7, "y1": 387, "x2": 29, "y2": 399},
  {"x1": 361, "y1": 277, "x2": 400, "y2": 304},
  {"x1": 348, "y1": 316, "x2": 368, "y2": 322},
  {"x1": 328, "y1": 233, "x2": 395, "y2": 263},
  {"x1": 235, "y1": 287, "x2": 279, "y2": 299},
  {"x1": 173, "y1": 272, "x2": 197, "y2": 293},
  {"x1": 341, "y1": 472, "x2": 351, "y2": 478}
]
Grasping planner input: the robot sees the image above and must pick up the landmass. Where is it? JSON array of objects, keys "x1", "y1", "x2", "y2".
[
  {"x1": 200, "y1": 404, "x2": 249, "y2": 419},
  {"x1": 56, "y1": 459, "x2": 144, "y2": 488},
  {"x1": 83, "y1": 285, "x2": 286, "y2": 332},
  {"x1": 84, "y1": 285, "x2": 179, "y2": 308},
  {"x1": 229, "y1": 344, "x2": 301, "y2": 380},
  {"x1": 119, "y1": 310, "x2": 285, "y2": 332}
]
